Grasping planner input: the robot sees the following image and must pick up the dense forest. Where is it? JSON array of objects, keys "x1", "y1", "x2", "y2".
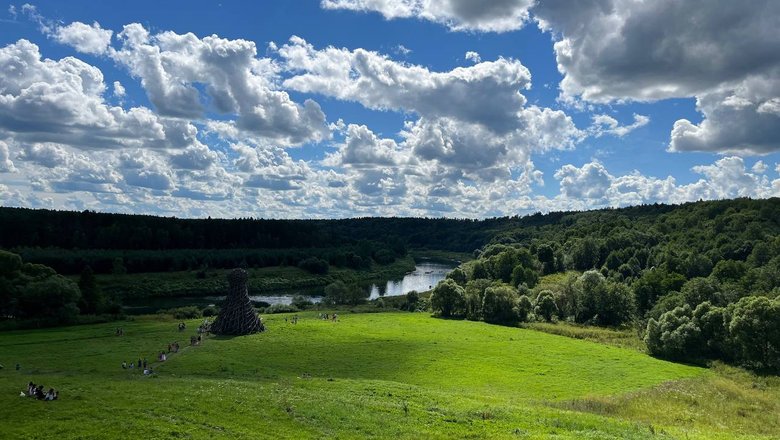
[
  {"x1": 1, "y1": 198, "x2": 779, "y2": 371},
  {"x1": 430, "y1": 197, "x2": 780, "y2": 372}
]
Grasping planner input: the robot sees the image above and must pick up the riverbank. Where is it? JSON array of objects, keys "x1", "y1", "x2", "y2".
[{"x1": 96, "y1": 255, "x2": 418, "y2": 300}]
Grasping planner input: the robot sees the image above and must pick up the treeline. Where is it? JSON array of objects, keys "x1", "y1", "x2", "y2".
[
  {"x1": 0, "y1": 207, "x2": 493, "y2": 252},
  {"x1": 13, "y1": 244, "x2": 403, "y2": 275},
  {"x1": 430, "y1": 197, "x2": 780, "y2": 372}
]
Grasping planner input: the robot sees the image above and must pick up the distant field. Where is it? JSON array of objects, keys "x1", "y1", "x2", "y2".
[{"x1": 0, "y1": 312, "x2": 777, "y2": 439}]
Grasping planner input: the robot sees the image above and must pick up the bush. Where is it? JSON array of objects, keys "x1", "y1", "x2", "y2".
[
  {"x1": 264, "y1": 303, "x2": 300, "y2": 314},
  {"x1": 291, "y1": 295, "x2": 314, "y2": 309},
  {"x1": 201, "y1": 305, "x2": 219, "y2": 317},
  {"x1": 161, "y1": 306, "x2": 201, "y2": 319},
  {"x1": 298, "y1": 257, "x2": 329, "y2": 275}
]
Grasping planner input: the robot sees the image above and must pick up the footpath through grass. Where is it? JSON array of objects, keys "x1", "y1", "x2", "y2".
[{"x1": 0, "y1": 312, "x2": 776, "y2": 439}]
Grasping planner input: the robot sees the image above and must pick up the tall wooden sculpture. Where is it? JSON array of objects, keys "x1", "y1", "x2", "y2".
[{"x1": 212, "y1": 268, "x2": 264, "y2": 335}]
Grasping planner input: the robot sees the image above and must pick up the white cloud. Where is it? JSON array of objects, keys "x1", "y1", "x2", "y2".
[
  {"x1": 0, "y1": 39, "x2": 193, "y2": 151},
  {"x1": 552, "y1": 156, "x2": 778, "y2": 210},
  {"x1": 279, "y1": 36, "x2": 532, "y2": 133},
  {"x1": 326, "y1": 123, "x2": 407, "y2": 168},
  {"x1": 113, "y1": 81, "x2": 126, "y2": 98},
  {"x1": 321, "y1": 0, "x2": 535, "y2": 32},
  {"x1": 465, "y1": 51, "x2": 480, "y2": 63},
  {"x1": 533, "y1": 0, "x2": 780, "y2": 154},
  {"x1": 394, "y1": 44, "x2": 411, "y2": 56},
  {"x1": 110, "y1": 24, "x2": 329, "y2": 145},
  {"x1": 752, "y1": 160, "x2": 768, "y2": 174},
  {"x1": 0, "y1": 140, "x2": 16, "y2": 172},
  {"x1": 53, "y1": 21, "x2": 113, "y2": 55},
  {"x1": 118, "y1": 150, "x2": 175, "y2": 191},
  {"x1": 589, "y1": 113, "x2": 649, "y2": 138},
  {"x1": 555, "y1": 161, "x2": 612, "y2": 200}
]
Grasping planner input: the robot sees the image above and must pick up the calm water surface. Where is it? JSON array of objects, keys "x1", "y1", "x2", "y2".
[{"x1": 368, "y1": 262, "x2": 453, "y2": 299}]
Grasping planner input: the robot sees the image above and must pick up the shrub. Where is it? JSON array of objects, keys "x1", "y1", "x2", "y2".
[
  {"x1": 201, "y1": 305, "x2": 219, "y2": 317},
  {"x1": 162, "y1": 306, "x2": 201, "y2": 319},
  {"x1": 264, "y1": 303, "x2": 300, "y2": 314},
  {"x1": 298, "y1": 257, "x2": 330, "y2": 275},
  {"x1": 291, "y1": 295, "x2": 314, "y2": 309}
]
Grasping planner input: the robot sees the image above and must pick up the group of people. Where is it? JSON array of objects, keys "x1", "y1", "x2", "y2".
[
  {"x1": 197, "y1": 319, "x2": 211, "y2": 335},
  {"x1": 285, "y1": 315, "x2": 300, "y2": 324},
  {"x1": 122, "y1": 358, "x2": 154, "y2": 375},
  {"x1": 115, "y1": 327, "x2": 125, "y2": 336},
  {"x1": 23, "y1": 382, "x2": 58, "y2": 401},
  {"x1": 318, "y1": 313, "x2": 339, "y2": 322}
]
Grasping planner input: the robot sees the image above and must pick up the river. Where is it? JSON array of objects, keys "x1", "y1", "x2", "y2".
[{"x1": 123, "y1": 261, "x2": 456, "y2": 314}]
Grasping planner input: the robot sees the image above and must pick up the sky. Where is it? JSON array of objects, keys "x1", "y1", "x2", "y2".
[{"x1": 0, "y1": 0, "x2": 778, "y2": 219}]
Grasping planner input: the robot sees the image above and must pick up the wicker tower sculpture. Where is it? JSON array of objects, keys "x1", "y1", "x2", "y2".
[{"x1": 212, "y1": 268, "x2": 265, "y2": 335}]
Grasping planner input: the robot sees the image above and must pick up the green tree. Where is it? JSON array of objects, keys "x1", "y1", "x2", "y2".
[
  {"x1": 534, "y1": 290, "x2": 558, "y2": 322},
  {"x1": 645, "y1": 305, "x2": 701, "y2": 361},
  {"x1": 482, "y1": 284, "x2": 519, "y2": 324},
  {"x1": 514, "y1": 295, "x2": 533, "y2": 322},
  {"x1": 430, "y1": 278, "x2": 465, "y2": 318},
  {"x1": 728, "y1": 296, "x2": 780, "y2": 371},
  {"x1": 0, "y1": 250, "x2": 22, "y2": 277},
  {"x1": 16, "y1": 276, "x2": 81, "y2": 323},
  {"x1": 78, "y1": 266, "x2": 106, "y2": 314},
  {"x1": 323, "y1": 281, "x2": 365, "y2": 305},
  {"x1": 446, "y1": 267, "x2": 467, "y2": 286}
]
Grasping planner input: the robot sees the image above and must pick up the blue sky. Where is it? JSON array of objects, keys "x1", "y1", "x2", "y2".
[{"x1": 0, "y1": 1, "x2": 778, "y2": 218}]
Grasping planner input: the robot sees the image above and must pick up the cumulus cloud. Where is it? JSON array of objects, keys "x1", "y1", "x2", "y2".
[
  {"x1": 279, "y1": 36, "x2": 532, "y2": 133},
  {"x1": 552, "y1": 156, "x2": 778, "y2": 209},
  {"x1": 326, "y1": 123, "x2": 407, "y2": 168},
  {"x1": 53, "y1": 21, "x2": 113, "y2": 55},
  {"x1": 533, "y1": 0, "x2": 780, "y2": 153},
  {"x1": 0, "y1": 140, "x2": 16, "y2": 172},
  {"x1": 589, "y1": 113, "x2": 649, "y2": 138},
  {"x1": 669, "y1": 80, "x2": 780, "y2": 154},
  {"x1": 117, "y1": 150, "x2": 175, "y2": 191},
  {"x1": 110, "y1": 24, "x2": 329, "y2": 145},
  {"x1": 752, "y1": 160, "x2": 768, "y2": 174},
  {"x1": 321, "y1": 0, "x2": 535, "y2": 32},
  {"x1": 464, "y1": 51, "x2": 480, "y2": 63},
  {"x1": 0, "y1": 39, "x2": 194, "y2": 151},
  {"x1": 113, "y1": 81, "x2": 125, "y2": 98}
]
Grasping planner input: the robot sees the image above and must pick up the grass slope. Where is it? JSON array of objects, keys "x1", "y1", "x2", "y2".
[{"x1": 0, "y1": 312, "x2": 775, "y2": 439}]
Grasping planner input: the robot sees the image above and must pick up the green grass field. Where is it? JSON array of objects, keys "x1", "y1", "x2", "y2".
[{"x1": 1, "y1": 312, "x2": 777, "y2": 439}]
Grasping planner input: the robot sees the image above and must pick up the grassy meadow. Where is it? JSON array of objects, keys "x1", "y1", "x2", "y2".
[{"x1": 0, "y1": 312, "x2": 777, "y2": 439}]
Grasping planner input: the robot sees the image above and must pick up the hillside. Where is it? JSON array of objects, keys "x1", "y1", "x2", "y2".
[{"x1": 6, "y1": 312, "x2": 776, "y2": 439}]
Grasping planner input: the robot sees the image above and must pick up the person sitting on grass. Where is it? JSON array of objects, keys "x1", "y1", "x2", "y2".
[
  {"x1": 45, "y1": 388, "x2": 56, "y2": 401},
  {"x1": 35, "y1": 385, "x2": 45, "y2": 400},
  {"x1": 27, "y1": 382, "x2": 35, "y2": 397},
  {"x1": 122, "y1": 361, "x2": 127, "y2": 369}
]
